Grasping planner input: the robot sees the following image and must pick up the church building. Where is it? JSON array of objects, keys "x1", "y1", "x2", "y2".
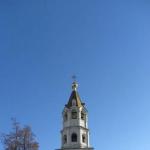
[{"x1": 57, "y1": 81, "x2": 94, "y2": 150}]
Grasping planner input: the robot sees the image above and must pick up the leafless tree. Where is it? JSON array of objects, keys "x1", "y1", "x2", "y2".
[{"x1": 1, "y1": 119, "x2": 39, "y2": 150}]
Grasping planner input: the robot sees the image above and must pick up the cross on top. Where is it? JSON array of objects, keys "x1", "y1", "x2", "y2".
[
  {"x1": 72, "y1": 75, "x2": 77, "y2": 82},
  {"x1": 71, "y1": 75, "x2": 78, "y2": 90}
]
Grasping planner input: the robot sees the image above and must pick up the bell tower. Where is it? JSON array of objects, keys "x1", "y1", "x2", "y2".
[{"x1": 57, "y1": 82, "x2": 94, "y2": 150}]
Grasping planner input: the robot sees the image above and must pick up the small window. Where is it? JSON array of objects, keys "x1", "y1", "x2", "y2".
[
  {"x1": 81, "y1": 111, "x2": 85, "y2": 120},
  {"x1": 82, "y1": 134, "x2": 86, "y2": 143},
  {"x1": 72, "y1": 99, "x2": 76, "y2": 106},
  {"x1": 71, "y1": 133, "x2": 77, "y2": 142},
  {"x1": 63, "y1": 135, "x2": 67, "y2": 144},
  {"x1": 64, "y1": 112, "x2": 68, "y2": 121},
  {"x1": 72, "y1": 110, "x2": 77, "y2": 119}
]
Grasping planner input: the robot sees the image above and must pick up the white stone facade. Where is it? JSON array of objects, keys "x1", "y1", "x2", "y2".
[{"x1": 57, "y1": 82, "x2": 94, "y2": 150}]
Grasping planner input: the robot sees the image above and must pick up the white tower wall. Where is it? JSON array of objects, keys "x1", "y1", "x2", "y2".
[{"x1": 57, "y1": 82, "x2": 94, "y2": 150}]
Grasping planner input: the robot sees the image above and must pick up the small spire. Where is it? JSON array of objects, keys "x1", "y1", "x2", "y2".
[
  {"x1": 72, "y1": 81, "x2": 78, "y2": 91},
  {"x1": 72, "y1": 75, "x2": 78, "y2": 91}
]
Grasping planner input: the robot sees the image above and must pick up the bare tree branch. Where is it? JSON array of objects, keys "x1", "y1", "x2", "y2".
[{"x1": 1, "y1": 119, "x2": 39, "y2": 150}]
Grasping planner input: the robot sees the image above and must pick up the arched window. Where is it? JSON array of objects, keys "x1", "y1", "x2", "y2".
[
  {"x1": 63, "y1": 135, "x2": 67, "y2": 144},
  {"x1": 64, "y1": 112, "x2": 68, "y2": 121},
  {"x1": 82, "y1": 134, "x2": 86, "y2": 143},
  {"x1": 81, "y1": 111, "x2": 85, "y2": 120},
  {"x1": 71, "y1": 133, "x2": 77, "y2": 142},
  {"x1": 71, "y1": 110, "x2": 77, "y2": 119}
]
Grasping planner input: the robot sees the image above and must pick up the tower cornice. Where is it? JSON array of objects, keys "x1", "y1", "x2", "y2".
[{"x1": 61, "y1": 126, "x2": 89, "y2": 133}]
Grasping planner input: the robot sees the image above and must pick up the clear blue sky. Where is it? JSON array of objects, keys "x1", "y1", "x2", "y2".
[{"x1": 0, "y1": 0, "x2": 150, "y2": 150}]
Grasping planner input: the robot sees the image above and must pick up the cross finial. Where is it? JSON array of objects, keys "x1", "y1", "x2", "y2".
[
  {"x1": 71, "y1": 75, "x2": 78, "y2": 91},
  {"x1": 72, "y1": 75, "x2": 77, "y2": 82}
]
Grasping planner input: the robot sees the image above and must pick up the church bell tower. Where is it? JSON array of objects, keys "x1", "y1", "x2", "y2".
[{"x1": 57, "y1": 82, "x2": 94, "y2": 150}]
